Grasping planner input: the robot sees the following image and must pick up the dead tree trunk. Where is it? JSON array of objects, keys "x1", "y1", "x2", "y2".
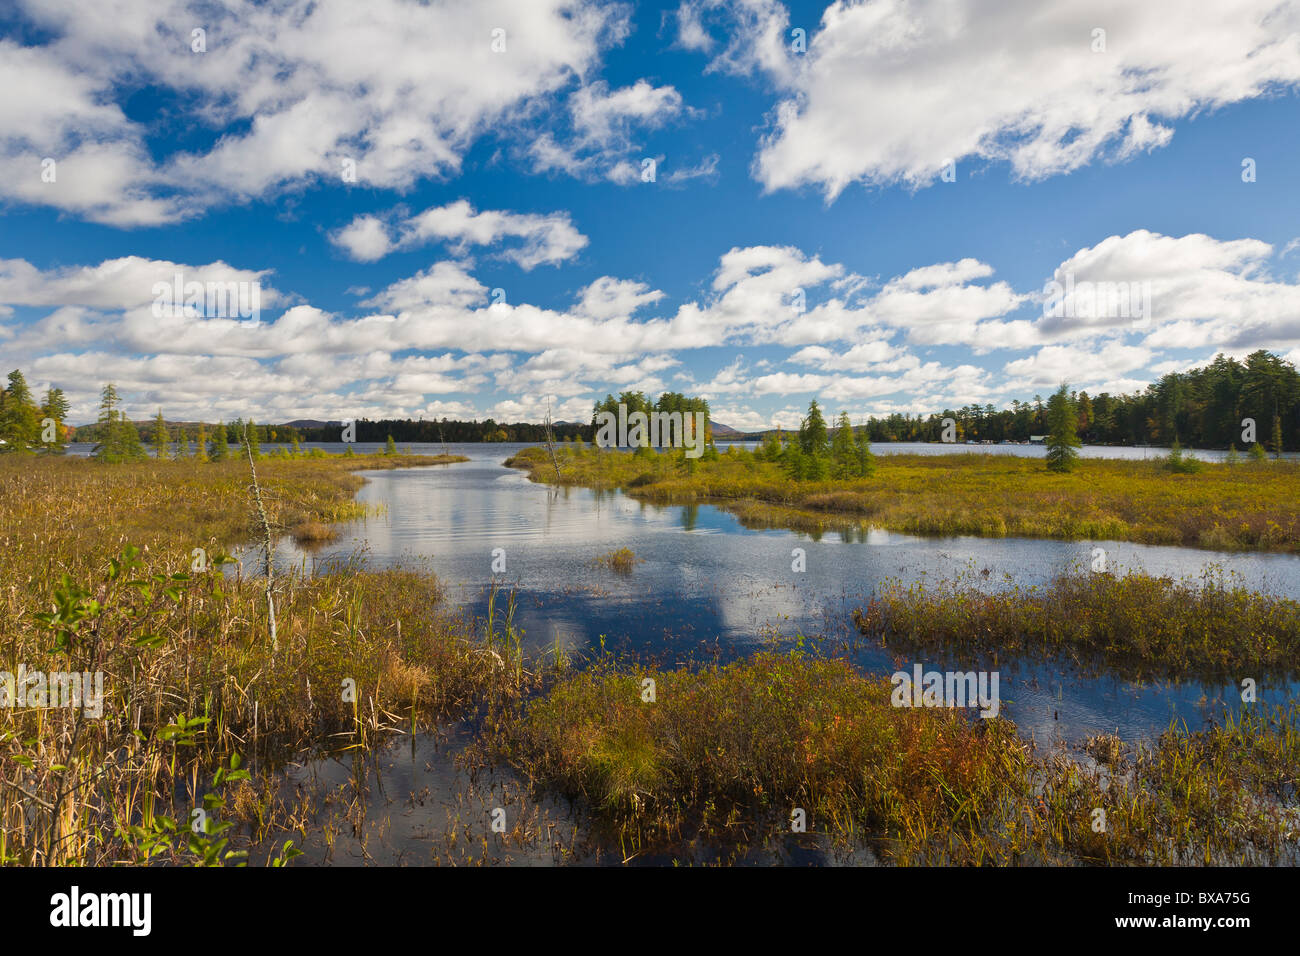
[
  {"x1": 244, "y1": 422, "x2": 277, "y2": 654},
  {"x1": 544, "y1": 396, "x2": 562, "y2": 482}
]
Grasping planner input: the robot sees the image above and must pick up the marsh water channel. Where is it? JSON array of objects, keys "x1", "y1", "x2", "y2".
[{"x1": 229, "y1": 442, "x2": 1298, "y2": 863}]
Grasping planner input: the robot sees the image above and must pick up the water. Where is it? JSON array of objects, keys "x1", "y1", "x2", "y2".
[{"x1": 233, "y1": 442, "x2": 1300, "y2": 745}]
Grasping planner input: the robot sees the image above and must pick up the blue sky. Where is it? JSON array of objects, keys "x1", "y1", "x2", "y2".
[{"x1": 2, "y1": 0, "x2": 1300, "y2": 428}]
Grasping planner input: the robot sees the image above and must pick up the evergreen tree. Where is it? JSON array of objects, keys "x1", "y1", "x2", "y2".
[
  {"x1": 195, "y1": 424, "x2": 210, "y2": 462},
  {"x1": 211, "y1": 422, "x2": 229, "y2": 461},
  {"x1": 384, "y1": 434, "x2": 398, "y2": 455},
  {"x1": 855, "y1": 420, "x2": 876, "y2": 477},
  {"x1": 150, "y1": 409, "x2": 169, "y2": 458},
  {"x1": 757, "y1": 429, "x2": 784, "y2": 462},
  {"x1": 91, "y1": 384, "x2": 120, "y2": 462},
  {"x1": 830, "y1": 412, "x2": 858, "y2": 478},
  {"x1": 92, "y1": 384, "x2": 147, "y2": 463},
  {"x1": 40, "y1": 386, "x2": 70, "y2": 453},
  {"x1": 782, "y1": 444, "x2": 807, "y2": 480},
  {"x1": 1272, "y1": 413, "x2": 1284, "y2": 459},
  {"x1": 245, "y1": 419, "x2": 261, "y2": 457},
  {"x1": 0, "y1": 369, "x2": 40, "y2": 451},
  {"x1": 798, "y1": 400, "x2": 829, "y2": 459},
  {"x1": 121, "y1": 410, "x2": 146, "y2": 460},
  {"x1": 1045, "y1": 384, "x2": 1081, "y2": 473}
]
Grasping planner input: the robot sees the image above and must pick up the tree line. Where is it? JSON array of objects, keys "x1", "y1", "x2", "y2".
[
  {"x1": 0, "y1": 370, "x2": 71, "y2": 452},
  {"x1": 591, "y1": 390, "x2": 711, "y2": 426},
  {"x1": 855, "y1": 350, "x2": 1297, "y2": 451},
  {"x1": 292, "y1": 418, "x2": 589, "y2": 444},
  {"x1": 6, "y1": 351, "x2": 1294, "y2": 461},
  {"x1": 755, "y1": 400, "x2": 877, "y2": 480}
]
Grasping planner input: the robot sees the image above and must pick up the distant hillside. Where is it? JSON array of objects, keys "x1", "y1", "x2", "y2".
[
  {"x1": 282, "y1": 419, "x2": 339, "y2": 429},
  {"x1": 71, "y1": 415, "x2": 753, "y2": 444}
]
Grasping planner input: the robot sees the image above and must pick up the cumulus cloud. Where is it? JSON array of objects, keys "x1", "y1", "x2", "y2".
[
  {"x1": 8, "y1": 229, "x2": 1300, "y2": 424},
  {"x1": 0, "y1": 0, "x2": 632, "y2": 224},
  {"x1": 526, "y1": 78, "x2": 697, "y2": 182},
  {"x1": 673, "y1": 0, "x2": 794, "y2": 83},
  {"x1": 747, "y1": 0, "x2": 1300, "y2": 198},
  {"x1": 331, "y1": 200, "x2": 588, "y2": 268}
]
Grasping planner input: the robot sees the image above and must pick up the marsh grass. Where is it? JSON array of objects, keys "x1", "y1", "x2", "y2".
[
  {"x1": 0, "y1": 452, "x2": 541, "y2": 866},
  {"x1": 595, "y1": 547, "x2": 641, "y2": 574},
  {"x1": 854, "y1": 569, "x2": 1300, "y2": 681},
  {"x1": 289, "y1": 520, "x2": 340, "y2": 545},
  {"x1": 6, "y1": 451, "x2": 1297, "y2": 867},
  {"x1": 503, "y1": 653, "x2": 1300, "y2": 865},
  {"x1": 507, "y1": 445, "x2": 1300, "y2": 552}
]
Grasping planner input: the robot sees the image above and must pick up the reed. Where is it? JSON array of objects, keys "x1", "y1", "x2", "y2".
[
  {"x1": 854, "y1": 568, "x2": 1300, "y2": 681},
  {"x1": 0, "y1": 452, "x2": 535, "y2": 866},
  {"x1": 508, "y1": 445, "x2": 1300, "y2": 552},
  {"x1": 502, "y1": 652, "x2": 1300, "y2": 864},
  {"x1": 595, "y1": 547, "x2": 641, "y2": 574}
]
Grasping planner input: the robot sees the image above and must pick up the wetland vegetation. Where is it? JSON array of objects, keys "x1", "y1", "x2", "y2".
[
  {"x1": 2, "y1": 446, "x2": 1298, "y2": 866},
  {"x1": 507, "y1": 442, "x2": 1300, "y2": 552}
]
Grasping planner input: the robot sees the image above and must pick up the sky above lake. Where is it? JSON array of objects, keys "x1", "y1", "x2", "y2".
[{"x1": 3, "y1": 0, "x2": 1300, "y2": 428}]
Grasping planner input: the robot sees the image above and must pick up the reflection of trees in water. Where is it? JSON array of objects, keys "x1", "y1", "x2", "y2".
[{"x1": 680, "y1": 503, "x2": 699, "y2": 532}]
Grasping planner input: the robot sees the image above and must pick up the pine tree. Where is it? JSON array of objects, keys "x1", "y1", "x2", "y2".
[
  {"x1": 210, "y1": 422, "x2": 228, "y2": 461},
  {"x1": 0, "y1": 369, "x2": 41, "y2": 452},
  {"x1": 855, "y1": 419, "x2": 876, "y2": 477},
  {"x1": 195, "y1": 424, "x2": 210, "y2": 462},
  {"x1": 384, "y1": 434, "x2": 398, "y2": 455},
  {"x1": 246, "y1": 419, "x2": 261, "y2": 457},
  {"x1": 93, "y1": 383, "x2": 121, "y2": 460},
  {"x1": 782, "y1": 444, "x2": 807, "y2": 480},
  {"x1": 120, "y1": 409, "x2": 147, "y2": 460},
  {"x1": 40, "y1": 386, "x2": 70, "y2": 453},
  {"x1": 830, "y1": 411, "x2": 857, "y2": 478},
  {"x1": 1045, "y1": 384, "x2": 1081, "y2": 473},
  {"x1": 150, "y1": 409, "x2": 169, "y2": 458},
  {"x1": 798, "y1": 400, "x2": 829, "y2": 459}
]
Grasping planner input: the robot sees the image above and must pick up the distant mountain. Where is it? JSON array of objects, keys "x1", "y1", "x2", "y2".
[
  {"x1": 709, "y1": 421, "x2": 745, "y2": 438},
  {"x1": 282, "y1": 419, "x2": 340, "y2": 429}
]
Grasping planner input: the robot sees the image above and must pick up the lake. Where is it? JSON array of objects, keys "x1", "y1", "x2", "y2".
[{"x1": 232, "y1": 442, "x2": 1300, "y2": 747}]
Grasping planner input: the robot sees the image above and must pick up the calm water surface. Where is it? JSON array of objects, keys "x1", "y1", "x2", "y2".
[{"x1": 231, "y1": 442, "x2": 1300, "y2": 746}]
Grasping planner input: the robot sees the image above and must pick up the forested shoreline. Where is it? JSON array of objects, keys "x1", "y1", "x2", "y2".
[{"x1": 4, "y1": 350, "x2": 1297, "y2": 452}]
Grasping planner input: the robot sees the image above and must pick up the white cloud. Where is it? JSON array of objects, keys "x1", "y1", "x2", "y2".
[
  {"x1": 9, "y1": 228, "x2": 1300, "y2": 423},
  {"x1": 527, "y1": 79, "x2": 695, "y2": 182},
  {"x1": 751, "y1": 0, "x2": 1300, "y2": 198},
  {"x1": 1, "y1": 0, "x2": 632, "y2": 223},
  {"x1": 331, "y1": 200, "x2": 588, "y2": 268},
  {"x1": 1003, "y1": 342, "x2": 1154, "y2": 390},
  {"x1": 1042, "y1": 230, "x2": 1300, "y2": 352},
  {"x1": 674, "y1": 0, "x2": 794, "y2": 83},
  {"x1": 330, "y1": 216, "x2": 395, "y2": 263}
]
